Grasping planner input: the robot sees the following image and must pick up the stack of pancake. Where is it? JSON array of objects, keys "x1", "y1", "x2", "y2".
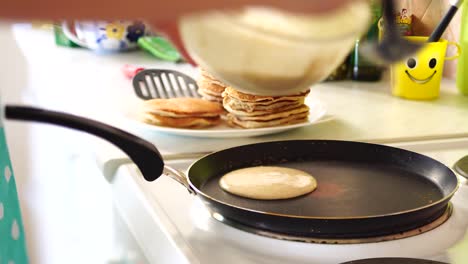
[
  {"x1": 197, "y1": 69, "x2": 227, "y2": 103},
  {"x1": 141, "y1": 98, "x2": 225, "y2": 128},
  {"x1": 223, "y1": 87, "x2": 310, "y2": 128}
]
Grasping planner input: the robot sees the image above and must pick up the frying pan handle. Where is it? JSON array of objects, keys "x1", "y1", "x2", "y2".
[
  {"x1": 4, "y1": 105, "x2": 164, "y2": 182},
  {"x1": 164, "y1": 166, "x2": 195, "y2": 194},
  {"x1": 98, "y1": 154, "x2": 195, "y2": 193}
]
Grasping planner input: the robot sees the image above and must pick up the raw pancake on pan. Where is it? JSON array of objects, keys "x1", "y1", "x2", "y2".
[
  {"x1": 222, "y1": 87, "x2": 311, "y2": 128},
  {"x1": 141, "y1": 98, "x2": 225, "y2": 128},
  {"x1": 197, "y1": 69, "x2": 227, "y2": 103},
  {"x1": 219, "y1": 166, "x2": 317, "y2": 200}
]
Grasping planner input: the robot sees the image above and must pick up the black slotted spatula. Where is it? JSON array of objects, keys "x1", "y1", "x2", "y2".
[{"x1": 132, "y1": 69, "x2": 200, "y2": 100}]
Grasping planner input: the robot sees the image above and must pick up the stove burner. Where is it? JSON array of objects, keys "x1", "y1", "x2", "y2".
[{"x1": 212, "y1": 204, "x2": 452, "y2": 244}]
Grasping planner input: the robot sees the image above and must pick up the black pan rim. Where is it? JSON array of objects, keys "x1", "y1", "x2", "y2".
[
  {"x1": 187, "y1": 139, "x2": 460, "y2": 220},
  {"x1": 210, "y1": 203, "x2": 453, "y2": 243},
  {"x1": 340, "y1": 257, "x2": 448, "y2": 264}
]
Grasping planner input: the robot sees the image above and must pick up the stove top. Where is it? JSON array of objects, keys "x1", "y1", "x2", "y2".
[
  {"x1": 109, "y1": 143, "x2": 468, "y2": 264},
  {"x1": 112, "y1": 166, "x2": 468, "y2": 264},
  {"x1": 210, "y1": 205, "x2": 453, "y2": 244}
]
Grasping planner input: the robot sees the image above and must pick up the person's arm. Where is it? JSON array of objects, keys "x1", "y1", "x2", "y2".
[
  {"x1": 2, "y1": 0, "x2": 353, "y2": 21},
  {"x1": 2, "y1": 0, "x2": 356, "y2": 64}
]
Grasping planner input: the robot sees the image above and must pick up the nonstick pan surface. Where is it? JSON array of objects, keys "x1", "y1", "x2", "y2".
[{"x1": 188, "y1": 140, "x2": 458, "y2": 238}]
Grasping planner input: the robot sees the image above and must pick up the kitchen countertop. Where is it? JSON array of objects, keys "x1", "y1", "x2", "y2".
[
  {"x1": 126, "y1": 78, "x2": 468, "y2": 156},
  {"x1": 10, "y1": 24, "x2": 468, "y2": 157}
]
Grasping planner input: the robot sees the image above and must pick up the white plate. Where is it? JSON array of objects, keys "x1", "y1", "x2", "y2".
[{"x1": 125, "y1": 99, "x2": 331, "y2": 138}]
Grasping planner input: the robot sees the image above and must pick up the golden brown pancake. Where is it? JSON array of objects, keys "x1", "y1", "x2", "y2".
[
  {"x1": 227, "y1": 112, "x2": 309, "y2": 128},
  {"x1": 198, "y1": 85, "x2": 224, "y2": 102},
  {"x1": 197, "y1": 78, "x2": 226, "y2": 94},
  {"x1": 223, "y1": 87, "x2": 310, "y2": 103},
  {"x1": 223, "y1": 99, "x2": 306, "y2": 116},
  {"x1": 197, "y1": 69, "x2": 227, "y2": 103},
  {"x1": 199, "y1": 86, "x2": 225, "y2": 97},
  {"x1": 232, "y1": 105, "x2": 309, "y2": 121},
  {"x1": 219, "y1": 166, "x2": 317, "y2": 200},
  {"x1": 141, "y1": 98, "x2": 225, "y2": 128},
  {"x1": 142, "y1": 113, "x2": 221, "y2": 128},
  {"x1": 222, "y1": 86, "x2": 310, "y2": 128},
  {"x1": 143, "y1": 98, "x2": 225, "y2": 116},
  {"x1": 198, "y1": 92, "x2": 224, "y2": 103},
  {"x1": 223, "y1": 96, "x2": 305, "y2": 112},
  {"x1": 200, "y1": 68, "x2": 227, "y2": 87}
]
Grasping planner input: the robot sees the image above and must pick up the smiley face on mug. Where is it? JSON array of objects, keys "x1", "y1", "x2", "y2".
[
  {"x1": 392, "y1": 48, "x2": 444, "y2": 100},
  {"x1": 391, "y1": 37, "x2": 460, "y2": 100},
  {"x1": 404, "y1": 56, "x2": 439, "y2": 85}
]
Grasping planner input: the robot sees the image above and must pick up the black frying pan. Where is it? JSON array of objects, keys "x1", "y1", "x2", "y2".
[
  {"x1": 341, "y1": 258, "x2": 447, "y2": 264},
  {"x1": 5, "y1": 106, "x2": 459, "y2": 239}
]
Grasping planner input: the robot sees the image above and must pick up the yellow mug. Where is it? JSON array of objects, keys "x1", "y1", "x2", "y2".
[{"x1": 390, "y1": 36, "x2": 461, "y2": 100}]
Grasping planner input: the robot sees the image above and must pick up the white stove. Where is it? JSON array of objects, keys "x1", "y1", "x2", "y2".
[{"x1": 105, "y1": 139, "x2": 468, "y2": 264}]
